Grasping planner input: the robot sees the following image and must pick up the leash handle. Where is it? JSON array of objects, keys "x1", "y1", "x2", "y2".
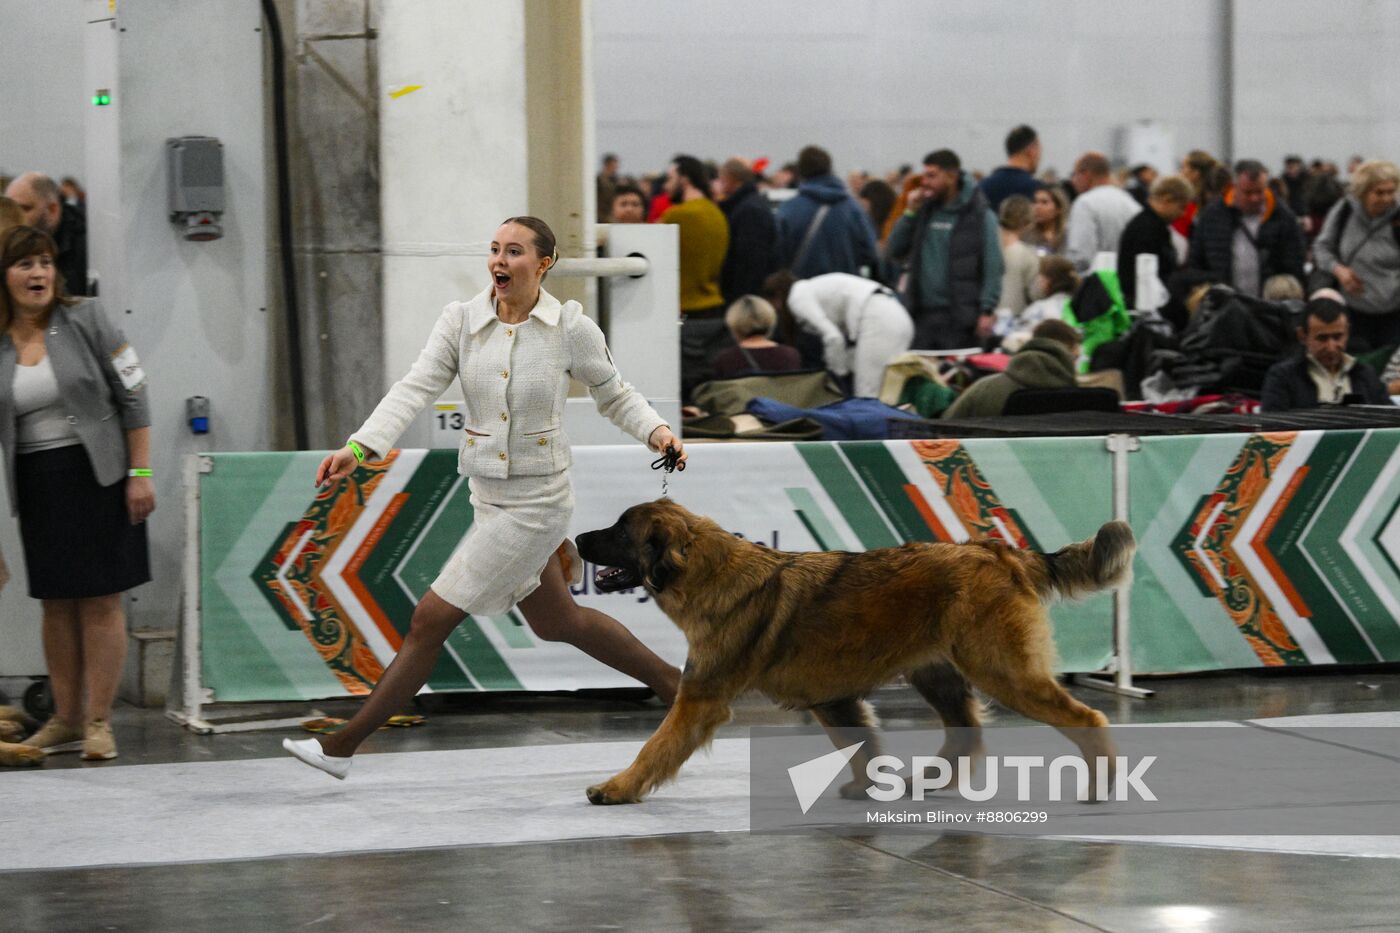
[{"x1": 651, "y1": 444, "x2": 684, "y2": 497}]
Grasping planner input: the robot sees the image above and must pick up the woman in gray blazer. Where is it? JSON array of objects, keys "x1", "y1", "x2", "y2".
[{"x1": 0, "y1": 226, "x2": 155, "y2": 761}]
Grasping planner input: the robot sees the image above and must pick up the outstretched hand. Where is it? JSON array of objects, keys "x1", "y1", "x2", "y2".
[
  {"x1": 316, "y1": 446, "x2": 361, "y2": 488},
  {"x1": 648, "y1": 426, "x2": 687, "y2": 471}
]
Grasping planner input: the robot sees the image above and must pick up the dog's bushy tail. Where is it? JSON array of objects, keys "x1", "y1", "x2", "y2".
[{"x1": 1036, "y1": 521, "x2": 1135, "y2": 601}]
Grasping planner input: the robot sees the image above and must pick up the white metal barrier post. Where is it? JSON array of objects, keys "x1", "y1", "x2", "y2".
[
  {"x1": 167, "y1": 454, "x2": 213, "y2": 732},
  {"x1": 1074, "y1": 433, "x2": 1154, "y2": 699}
]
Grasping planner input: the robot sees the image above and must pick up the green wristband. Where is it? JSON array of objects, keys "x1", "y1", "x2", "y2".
[
  {"x1": 347, "y1": 439, "x2": 366, "y2": 463},
  {"x1": 128, "y1": 468, "x2": 153, "y2": 478}
]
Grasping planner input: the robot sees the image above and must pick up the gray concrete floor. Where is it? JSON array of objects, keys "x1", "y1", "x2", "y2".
[{"x1": 6, "y1": 670, "x2": 1400, "y2": 932}]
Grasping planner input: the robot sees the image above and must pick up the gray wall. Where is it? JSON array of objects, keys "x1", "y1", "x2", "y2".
[
  {"x1": 0, "y1": 1, "x2": 88, "y2": 182},
  {"x1": 593, "y1": 0, "x2": 1400, "y2": 179}
]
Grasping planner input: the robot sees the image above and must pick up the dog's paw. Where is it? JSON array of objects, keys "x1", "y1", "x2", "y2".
[
  {"x1": 0, "y1": 721, "x2": 24, "y2": 743},
  {"x1": 0, "y1": 743, "x2": 46, "y2": 767},
  {"x1": 0, "y1": 705, "x2": 36, "y2": 730},
  {"x1": 586, "y1": 780, "x2": 641, "y2": 806}
]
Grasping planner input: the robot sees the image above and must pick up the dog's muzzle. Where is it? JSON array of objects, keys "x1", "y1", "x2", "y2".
[{"x1": 577, "y1": 528, "x2": 643, "y2": 593}]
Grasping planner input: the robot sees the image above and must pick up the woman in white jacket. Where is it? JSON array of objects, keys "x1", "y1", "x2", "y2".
[
  {"x1": 285, "y1": 217, "x2": 684, "y2": 779},
  {"x1": 763, "y1": 271, "x2": 913, "y2": 397}
]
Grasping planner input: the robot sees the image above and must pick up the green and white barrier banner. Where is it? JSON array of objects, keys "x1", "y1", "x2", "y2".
[
  {"x1": 194, "y1": 432, "x2": 1400, "y2": 703},
  {"x1": 1130, "y1": 429, "x2": 1400, "y2": 670}
]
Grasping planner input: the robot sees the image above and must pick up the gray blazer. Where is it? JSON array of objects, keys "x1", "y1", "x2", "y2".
[{"x1": 0, "y1": 298, "x2": 151, "y2": 515}]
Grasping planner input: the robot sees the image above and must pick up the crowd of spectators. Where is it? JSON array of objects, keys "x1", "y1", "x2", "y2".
[{"x1": 597, "y1": 129, "x2": 1400, "y2": 418}]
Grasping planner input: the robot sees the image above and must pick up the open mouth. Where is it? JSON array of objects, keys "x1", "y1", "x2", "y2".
[
  {"x1": 493, "y1": 272, "x2": 511, "y2": 289},
  {"x1": 594, "y1": 565, "x2": 641, "y2": 593}
]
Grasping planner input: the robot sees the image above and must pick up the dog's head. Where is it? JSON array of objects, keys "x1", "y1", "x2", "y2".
[{"x1": 576, "y1": 499, "x2": 699, "y2": 596}]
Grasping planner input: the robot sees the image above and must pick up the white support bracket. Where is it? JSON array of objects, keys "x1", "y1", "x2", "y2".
[{"x1": 1074, "y1": 434, "x2": 1154, "y2": 699}]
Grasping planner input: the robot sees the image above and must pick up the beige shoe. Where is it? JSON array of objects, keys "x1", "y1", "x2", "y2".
[
  {"x1": 81, "y1": 719, "x2": 118, "y2": 761},
  {"x1": 21, "y1": 718, "x2": 84, "y2": 754}
]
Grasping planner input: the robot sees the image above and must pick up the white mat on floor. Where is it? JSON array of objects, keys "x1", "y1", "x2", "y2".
[
  {"x1": 3, "y1": 739, "x2": 753, "y2": 871},
  {"x1": 7, "y1": 710, "x2": 1400, "y2": 870}
]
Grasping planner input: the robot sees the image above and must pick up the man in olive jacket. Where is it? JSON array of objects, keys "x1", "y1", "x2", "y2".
[{"x1": 942, "y1": 319, "x2": 1081, "y2": 419}]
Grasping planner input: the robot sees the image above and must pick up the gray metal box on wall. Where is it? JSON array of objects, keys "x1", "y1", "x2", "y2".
[{"x1": 166, "y1": 135, "x2": 224, "y2": 240}]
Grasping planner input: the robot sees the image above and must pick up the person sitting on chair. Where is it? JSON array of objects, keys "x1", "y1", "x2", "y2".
[
  {"x1": 942, "y1": 319, "x2": 1081, "y2": 419},
  {"x1": 709, "y1": 295, "x2": 802, "y2": 379},
  {"x1": 1260, "y1": 296, "x2": 1392, "y2": 411}
]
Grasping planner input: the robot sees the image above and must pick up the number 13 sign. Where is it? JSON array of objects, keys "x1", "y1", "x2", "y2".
[{"x1": 430, "y1": 403, "x2": 466, "y2": 448}]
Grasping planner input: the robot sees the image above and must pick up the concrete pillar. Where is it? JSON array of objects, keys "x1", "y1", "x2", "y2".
[
  {"x1": 266, "y1": 0, "x2": 384, "y2": 450},
  {"x1": 377, "y1": 0, "x2": 594, "y2": 445},
  {"x1": 524, "y1": 0, "x2": 595, "y2": 311}
]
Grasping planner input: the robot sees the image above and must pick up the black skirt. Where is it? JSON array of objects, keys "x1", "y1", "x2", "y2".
[{"x1": 15, "y1": 444, "x2": 151, "y2": 599}]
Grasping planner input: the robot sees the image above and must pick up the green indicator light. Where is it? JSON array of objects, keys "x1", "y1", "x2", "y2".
[{"x1": 92, "y1": 91, "x2": 112, "y2": 106}]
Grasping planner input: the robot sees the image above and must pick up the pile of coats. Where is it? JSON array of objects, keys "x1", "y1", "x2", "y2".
[{"x1": 1090, "y1": 286, "x2": 1299, "y2": 401}]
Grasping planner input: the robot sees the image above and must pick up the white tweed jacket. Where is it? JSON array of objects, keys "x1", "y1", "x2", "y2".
[{"x1": 352, "y1": 286, "x2": 667, "y2": 479}]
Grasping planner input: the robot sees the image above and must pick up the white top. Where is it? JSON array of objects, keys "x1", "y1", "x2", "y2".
[
  {"x1": 1307, "y1": 354, "x2": 1354, "y2": 404},
  {"x1": 1065, "y1": 185, "x2": 1142, "y2": 272},
  {"x1": 1232, "y1": 214, "x2": 1264, "y2": 297},
  {"x1": 787, "y1": 273, "x2": 893, "y2": 376},
  {"x1": 12, "y1": 356, "x2": 80, "y2": 453},
  {"x1": 999, "y1": 239, "x2": 1040, "y2": 315},
  {"x1": 352, "y1": 286, "x2": 666, "y2": 479}
]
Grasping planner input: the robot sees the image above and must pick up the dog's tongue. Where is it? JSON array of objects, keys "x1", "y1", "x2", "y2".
[{"x1": 594, "y1": 565, "x2": 640, "y2": 593}]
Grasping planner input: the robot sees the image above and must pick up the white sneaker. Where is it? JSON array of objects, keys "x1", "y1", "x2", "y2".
[{"x1": 282, "y1": 737, "x2": 352, "y2": 780}]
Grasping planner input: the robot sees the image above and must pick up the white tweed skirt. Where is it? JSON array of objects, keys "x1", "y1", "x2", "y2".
[{"x1": 430, "y1": 470, "x2": 584, "y2": 616}]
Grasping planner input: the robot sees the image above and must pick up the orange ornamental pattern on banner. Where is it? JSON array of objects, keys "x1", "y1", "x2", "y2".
[{"x1": 252, "y1": 453, "x2": 400, "y2": 694}]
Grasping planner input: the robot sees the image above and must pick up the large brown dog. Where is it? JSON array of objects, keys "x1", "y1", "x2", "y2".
[{"x1": 575, "y1": 499, "x2": 1134, "y2": 805}]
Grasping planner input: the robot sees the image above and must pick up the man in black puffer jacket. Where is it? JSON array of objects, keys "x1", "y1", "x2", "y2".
[
  {"x1": 716, "y1": 159, "x2": 777, "y2": 304},
  {"x1": 1188, "y1": 159, "x2": 1305, "y2": 298}
]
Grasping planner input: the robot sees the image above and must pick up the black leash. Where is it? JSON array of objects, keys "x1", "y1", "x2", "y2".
[{"x1": 651, "y1": 445, "x2": 684, "y2": 497}]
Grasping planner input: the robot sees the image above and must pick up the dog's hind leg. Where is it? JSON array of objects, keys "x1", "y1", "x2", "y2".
[
  {"x1": 587, "y1": 689, "x2": 733, "y2": 805},
  {"x1": 810, "y1": 697, "x2": 882, "y2": 800},
  {"x1": 908, "y1": 661, "x2": 986, "y2": 790},
  {"x1": 954, "y1": 651, "x2": 1116, "y2": 802}
]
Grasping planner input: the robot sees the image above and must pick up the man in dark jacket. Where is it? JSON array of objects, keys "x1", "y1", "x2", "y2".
[
  {"x1": 5, "y1": 172, "x2": 88, "y2": 296},
  {"x1": 774, "y1": 145, "x2": 879, "y2": 280},
  {"x1": 979, "y1": 124, "x2": 1041, "y2": 211},
  {"x1": 1260, "y1": 297, "x2": 1392, "y2": 410},
  {"x1": 1188, "y1": 159, "x2": 1305, "y2": 298},
  {"x1": 942, "y1": 319, "x2": 1081, "y2": 418},
  {"x1": 716, "y1": 158, "x2": 776, "y2": 304},
  {"x1": 886, "y1": 149, "x2": 1003, "y2": 350},
  {"x1": 1117, "y1": 174, "x2": 1190, "y2": 311}
]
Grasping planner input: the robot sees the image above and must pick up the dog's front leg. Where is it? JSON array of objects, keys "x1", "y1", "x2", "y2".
[{"x1": 587, "y1": 689, "x2": 732, "y2": 805}]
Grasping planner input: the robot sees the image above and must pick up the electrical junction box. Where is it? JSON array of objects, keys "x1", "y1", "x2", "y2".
[{"x1": 166, "y1": 136, "x2": 224, "y2": 241}]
